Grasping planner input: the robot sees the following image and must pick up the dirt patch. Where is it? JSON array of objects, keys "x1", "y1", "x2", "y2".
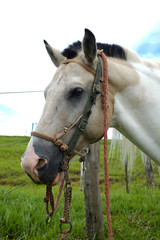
[{"x1": 70, "y1": 177, "x2": 80, "y2": 182}]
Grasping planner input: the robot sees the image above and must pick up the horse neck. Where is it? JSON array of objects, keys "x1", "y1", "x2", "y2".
[{"x1": 109, "y1": 55, "x2": 160, "y2": 165}]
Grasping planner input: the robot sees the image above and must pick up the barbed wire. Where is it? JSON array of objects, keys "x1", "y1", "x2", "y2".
[{"x1": 0, "y1": 90, "x2": 43, "y2": 94}]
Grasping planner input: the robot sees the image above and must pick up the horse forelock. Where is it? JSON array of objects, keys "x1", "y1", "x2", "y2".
[{"x1": 62, "y1": 41, "x2": 127, "y2": 60}]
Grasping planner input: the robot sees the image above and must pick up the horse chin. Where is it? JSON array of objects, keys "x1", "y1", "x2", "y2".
[{"x1": 52, "y1": 171, "x2": 64, "y2": 186}]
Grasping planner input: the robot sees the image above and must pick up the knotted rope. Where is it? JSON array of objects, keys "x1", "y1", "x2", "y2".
[
  {"x1": 44, "y1": 179, "x2": 64, "y2": 223},
  {"x1": 44, "y1": 185, "x2": 54, "y2": 219},
  {"x1": 59, "y1": 157, "x2": 73, "y2": 239},
  {"x1": 44, "y1": 156, "x2": 73, "y2": 239},
  {"x1": 100, "y1": 51, "x2": 113, "y2": 240}
]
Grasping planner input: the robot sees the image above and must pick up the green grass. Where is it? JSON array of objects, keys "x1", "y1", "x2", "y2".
[
  {"x1": 109, "y1": 186, "x2": 160, "y2": 239},
  {"x1": 1, "y1": 136, "x2": 160, "y2": 239},
  {"x1": 0, "y1": 184, "x2": 87, "y2": 240},
  {"x1": 0, "y1": 136, "x2": 30, "y2": 185}
]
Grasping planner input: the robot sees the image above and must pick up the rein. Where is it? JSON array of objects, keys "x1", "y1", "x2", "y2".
[
  {"x1": 101, "y1": 52, "x2": 113, "y2": 240},
  {"x1": 31, "y1": 52, "x2": 112, "y2": 239}
]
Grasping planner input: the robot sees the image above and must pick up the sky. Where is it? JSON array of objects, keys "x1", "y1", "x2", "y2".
[
  {"x1": 135, "y1": 22, "x2": 160, "y2": 60},
  {"x1": 0, "y1": 0, "x2": 160, "y2": 137}
]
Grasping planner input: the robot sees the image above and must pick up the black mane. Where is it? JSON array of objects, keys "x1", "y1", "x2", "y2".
[{"x1": 62, "y1": 41, "x2": 126, "y2": 60}]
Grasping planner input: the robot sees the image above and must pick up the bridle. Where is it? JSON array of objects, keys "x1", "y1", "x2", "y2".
[
  {"x1": 31, "y1": 52, "x2": 113, "y2": 239},
  {"x1": 31, "y1": 54, "x2": 103, "y2": 159},
  {"x1": 31, "y1": 55, "x2": 102, "y2": 226}
]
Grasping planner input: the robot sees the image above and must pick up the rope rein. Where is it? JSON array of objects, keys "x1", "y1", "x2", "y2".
[
  {"x1": 100, "y1": 51, "x2": 113, "y2": 240},
  {"x1": 44, "y1": 179, "x2": 64, "y2": 223}
]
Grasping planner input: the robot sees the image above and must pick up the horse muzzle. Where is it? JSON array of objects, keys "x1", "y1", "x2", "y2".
[{"x1": 21, "y1": 137, "x2": 64, "y2": 185}]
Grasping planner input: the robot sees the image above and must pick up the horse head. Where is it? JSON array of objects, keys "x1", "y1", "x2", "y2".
[
  {"x1": 21, "y1": 29, "x2": 113, "y2": 185},
  {"x1": 22, "y1": 27, "x2": 160, "y2": 183}
]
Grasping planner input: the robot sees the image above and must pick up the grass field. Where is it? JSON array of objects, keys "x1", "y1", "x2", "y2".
[{"x1": 0, "y1": 136, "x2": 160, "y2": 239}]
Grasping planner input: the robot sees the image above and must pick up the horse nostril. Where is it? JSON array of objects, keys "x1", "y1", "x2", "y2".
[{"x1": 35, "y1": 158, "x2": 47, "y2": 170}]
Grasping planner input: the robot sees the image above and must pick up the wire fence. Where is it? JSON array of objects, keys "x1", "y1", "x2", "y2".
[
  {"x1": 0, "y1": 90, "x2": 84, "y2": 238},
  {"x1": 0, "y1": 177, "x2": 85, "y2": 240},
  {"x1": 0, "y1": 90, "x2": 43, "y2": 94},
  {"x1": 15, "y1": 190, "x2": 85, "y2": 240},
  {"x1": 0, "y1": 88, "x2": 32, "y2": 199},
  {"x1": 0, "y1": 137, "x2": 31, "y2": 199},
  {"x1": 1, "y1": 133, "x2": 157, "y2": 239},
  {"x1": 0, "y1": 134, "x2": 114, "y2": 239},
  {"x1": 0, "y1": 135, "x2": 87, "y2": 239},
  {"x1": 0, "y1": 90, "x2": 158, "y2": 239},
  {"x1": 0, "y1": 139, "x2": 30, "y2": 149},
  {"x1": 0, "y1": 181, "x2": 31, "y2": 198}
]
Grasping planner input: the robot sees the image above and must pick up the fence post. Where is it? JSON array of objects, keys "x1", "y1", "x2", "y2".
[
  {"x1": 144, "y1": 155, "x2": 155, "y2": 187},
  {"x1": 84, "y1": 142, "x2": 104, "y2": 240},
  {"x1": 124, "y1": 157, "x2": 130, "y2": 193}
]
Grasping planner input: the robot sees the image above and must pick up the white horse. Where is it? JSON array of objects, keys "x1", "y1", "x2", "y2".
[{"x1": 21, "y1": 29, "x2": 160, "y2": 185}]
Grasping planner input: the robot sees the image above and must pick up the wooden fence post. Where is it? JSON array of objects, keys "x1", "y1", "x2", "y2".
[
  {"x1": 143, "y1": 155, "x2": 155, "y2": 187},
  {"x1": 84, "y1": 142, "x2": 104, "y2": 240},
  {"x1": 124, "y1": 157, "x2": 130, "y2": 193}
]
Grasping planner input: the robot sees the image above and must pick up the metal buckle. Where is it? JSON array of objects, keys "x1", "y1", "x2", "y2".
[
  {"x1": 93, "y1": 83, "x2": 101, "y2": 95},
  {"x1": 78, "y1": 119, "x2": 88, "y2": 132}
]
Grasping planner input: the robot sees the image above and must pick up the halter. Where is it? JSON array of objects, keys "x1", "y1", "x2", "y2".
[
  {"x1": 31, "y1": 52, "x2": 113, "y2": 239},
  {"x1": 31, "y1": 55, "x2": 102, "y2": 158}
]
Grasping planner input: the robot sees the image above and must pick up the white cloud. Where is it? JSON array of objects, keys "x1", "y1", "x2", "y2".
[{"x1": 141, "y1": 53, "x2": 160, "y2": 61}]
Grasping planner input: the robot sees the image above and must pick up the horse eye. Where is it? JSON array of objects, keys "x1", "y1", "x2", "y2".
[{"x1": 70, "y1": 87, "x2": 84, "y2": 98}]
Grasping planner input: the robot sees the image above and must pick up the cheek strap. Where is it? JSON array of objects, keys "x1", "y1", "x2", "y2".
[{"x1": 31, "y1": 55, "x2": 102, "y2": 157}]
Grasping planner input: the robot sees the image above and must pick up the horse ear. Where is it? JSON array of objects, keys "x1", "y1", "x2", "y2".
[
  {"x1": 82, "y1": 29, "x2": 97, "y2": 65},
  {"x1": 44, "y1": 40, "x2": 65, "y2": 67}
]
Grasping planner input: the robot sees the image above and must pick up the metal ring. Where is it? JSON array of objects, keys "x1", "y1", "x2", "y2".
[
  {"x1": 65, "y1": 182, "x2": 72, "y2": 189},
  {"x1": 59, "y1": 221, "x2": 72, "y2": 233}
]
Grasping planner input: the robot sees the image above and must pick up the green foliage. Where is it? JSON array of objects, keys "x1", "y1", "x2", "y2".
[{"x1": 0, "y1": 136, "x2": 160, "y2": 239}]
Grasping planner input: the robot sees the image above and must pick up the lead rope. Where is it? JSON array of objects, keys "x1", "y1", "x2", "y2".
[
  {"x1": 44, "y1": 178, "x2": 64, "y2": 223},
  {"x1": 59, "y1": 156, "x2": 72, "y2": 240},
  {"x1": 100, "y1": 51, "x2": 113, "y2": 240},
  {"x1": 44, "y1": 185, "x2": 54, "y2": 220},
  {"x1": 44, "y1": 157, "x2": 72, "y2": 240}
]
